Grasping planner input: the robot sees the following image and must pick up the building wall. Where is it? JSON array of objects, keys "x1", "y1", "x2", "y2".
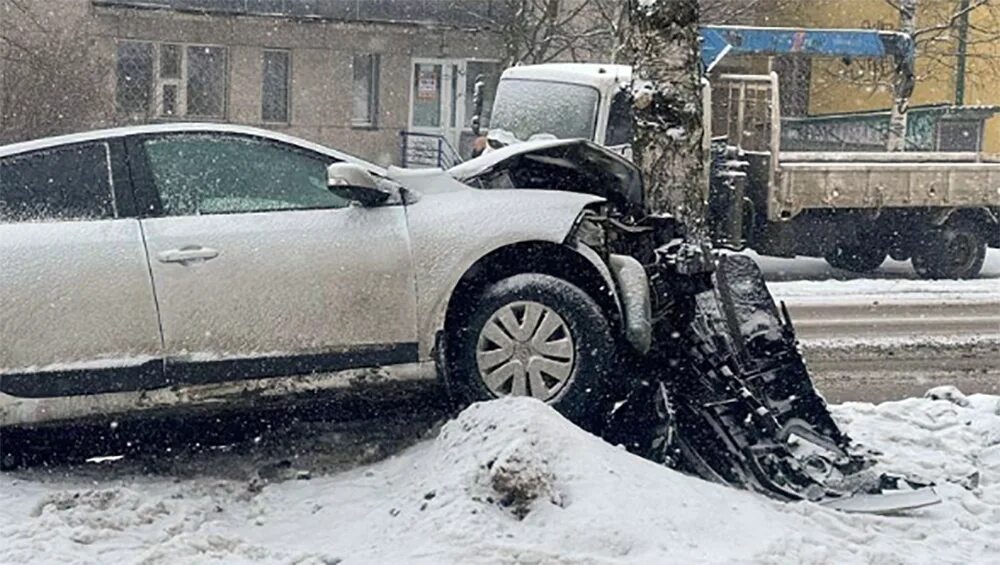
[
  {"x1": 94, "y1": 6, "x2": 503, "y2": 165},
  {"x1": 762, "y1": 0, "x2": 1000, "y2": 154},
  {"x1": 964, "y1": 6, "x2": 1000, "y2": 153},
  {"x1": 0, "y1": 0, "x2": 116, "y2": 142},
  {"x1": 1, "y1": 0, "x2": 505, "y2": 165}
]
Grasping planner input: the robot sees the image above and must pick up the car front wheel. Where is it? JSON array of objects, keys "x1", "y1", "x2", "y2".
[{"x1": 448, "y1": 273, "x2": 616, "y2": 429}]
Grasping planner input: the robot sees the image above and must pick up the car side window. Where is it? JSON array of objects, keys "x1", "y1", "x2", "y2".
[
  {"x1": 0, "y1": 142, "x2": 115, "y2": 223},
  {"x1": 605, "y1": 89, "x2": 635, "y2": 147},
  {"x1": 142, "y1": 134, "x2": 349, "y2": 216}
]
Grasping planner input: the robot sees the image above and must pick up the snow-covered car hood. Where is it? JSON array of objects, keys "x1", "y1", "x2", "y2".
[{"x1": 447, "y1": 139, "x2": 645, "y2": 217}]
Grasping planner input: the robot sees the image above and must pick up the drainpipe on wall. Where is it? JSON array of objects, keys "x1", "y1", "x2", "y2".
[{"x1": 955, "y1": 0, "x2": 970, "y2": 105}]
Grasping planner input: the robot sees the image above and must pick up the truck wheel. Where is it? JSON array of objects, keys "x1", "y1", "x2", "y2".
[
  {"x1": 824, "y1": 243, "x2": 887, "y2": 273},
  {"x1": 912, "y1": 219, "x2": 986, "y2": 279},
  {"x1": 448, "y1": 273, "x2": 616, "y2": 430}
]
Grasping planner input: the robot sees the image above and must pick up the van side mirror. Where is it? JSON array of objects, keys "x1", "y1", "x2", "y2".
[{"x1": 327, "y1": 163, "x2": 391, "y2": 207}]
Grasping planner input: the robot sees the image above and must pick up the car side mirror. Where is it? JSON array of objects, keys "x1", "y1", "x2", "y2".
[{"x1": 327, "y1": 163, "x2": 391, "y2": 207}]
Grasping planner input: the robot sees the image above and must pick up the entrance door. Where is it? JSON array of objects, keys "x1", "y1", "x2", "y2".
[
  {"x1": 406, "y1": 59, "x2": 500, "y2": 166},
  {"x1": 407, "y1": 59, "x2": 465, "y2": 167}
]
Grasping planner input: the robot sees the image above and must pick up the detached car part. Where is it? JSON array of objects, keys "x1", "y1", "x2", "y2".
[{"x1": 604, "y1": 254, "x2": 939, "y2": 512}]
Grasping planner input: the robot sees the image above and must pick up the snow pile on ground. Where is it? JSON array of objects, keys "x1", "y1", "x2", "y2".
[{"x1": 3, "y1": 394, "x2": 1000, "y2": 564}]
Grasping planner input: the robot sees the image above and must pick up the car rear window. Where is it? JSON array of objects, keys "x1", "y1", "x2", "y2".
[{"x1": 0, "y1": 142, "x2": 115, "y2": 222}]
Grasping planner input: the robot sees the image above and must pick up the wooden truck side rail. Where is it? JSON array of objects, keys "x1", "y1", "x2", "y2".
[{"x1": 773, "y1": 159, "x2": 1000, "y2": 221}]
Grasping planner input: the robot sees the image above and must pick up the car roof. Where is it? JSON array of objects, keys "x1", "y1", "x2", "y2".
[{"x1": 0, "y1": 123, "x2": 386, "y2": 175}]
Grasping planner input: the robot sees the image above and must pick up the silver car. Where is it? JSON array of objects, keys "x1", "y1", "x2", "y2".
[{"x1": 1, "y1": 124, "x2": 648, "y2": 430}]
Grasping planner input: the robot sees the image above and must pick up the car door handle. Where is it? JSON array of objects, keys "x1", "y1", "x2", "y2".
[{"x1": 158, "y1": 246, "x2": 219, "y2": 264}]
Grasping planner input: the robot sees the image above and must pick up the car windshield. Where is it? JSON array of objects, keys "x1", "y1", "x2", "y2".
[{"x1": 489, "y1": 79, "x2": 600, "y2": 142}]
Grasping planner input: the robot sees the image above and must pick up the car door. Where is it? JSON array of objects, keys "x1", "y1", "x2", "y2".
[
  {"x1": 0, "y1": 140, "x2": 163, "y2": 398},
  {"x1": 129, "y1": 132, "x2": 419, "y2": 385}
]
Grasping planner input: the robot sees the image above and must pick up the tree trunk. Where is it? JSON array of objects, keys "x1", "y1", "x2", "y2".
[
  {"x1": 626, "y1": 0, "x2": 706, "y2": 234},
  {"x1": 887, "y1": 0, "x2": 916, "y2": 152}
]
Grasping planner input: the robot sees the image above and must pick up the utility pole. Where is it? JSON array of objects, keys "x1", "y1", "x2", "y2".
[
  {"x1": 887, "y1": 0, "x2": 916, "y2": 152},
  {"x1": 955, "y1": 0, "x2": 971, "y2": 105},
  {"x1": 625, "y1": 0, "x2": 706, "y2": 231}
]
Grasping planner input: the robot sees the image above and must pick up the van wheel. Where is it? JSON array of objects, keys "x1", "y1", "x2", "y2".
[
  {"x1": 912, "y1": 220, "x2": 986, "y2": 279},
  {"x1": 448, "y1": 273, "x2": 616, "y2": 430}
]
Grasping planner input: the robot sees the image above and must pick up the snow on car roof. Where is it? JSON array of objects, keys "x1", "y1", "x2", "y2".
[
  {"x1": 500, "y1": 63, "x2": 632, "y2": 90},
  {"x1": 0, "y1": 123, "x2": 385, "y2": 175}
]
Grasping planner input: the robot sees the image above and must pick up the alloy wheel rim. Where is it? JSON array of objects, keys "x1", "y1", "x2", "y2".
[{"x1": 475, "y1": 301, "x2": 575, "y2": 401}]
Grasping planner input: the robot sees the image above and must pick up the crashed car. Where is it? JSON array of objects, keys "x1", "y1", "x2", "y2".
[
  {"x1": 0, "y1": 124, "x2": 689, "y2": 437},
  {"x1": 0, "y1": 126, "x2": 939, "y2": 512}
]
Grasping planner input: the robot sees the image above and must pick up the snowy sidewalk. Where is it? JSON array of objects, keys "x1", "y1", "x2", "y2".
[{"x1": 2, "y1": 394, "x2": 998, "y2": 564}]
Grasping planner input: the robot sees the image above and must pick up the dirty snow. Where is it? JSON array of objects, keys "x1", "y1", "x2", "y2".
[{"x1": 2, "y1": 394, "x2": 1000, "y2": 564}]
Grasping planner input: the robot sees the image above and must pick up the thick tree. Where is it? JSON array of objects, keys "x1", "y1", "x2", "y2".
[{"x1": 625, "y1": 0, "x2": 706, "y2": 230}]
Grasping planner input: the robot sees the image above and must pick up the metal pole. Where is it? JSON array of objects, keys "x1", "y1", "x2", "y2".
[
  {"x1": 887, "y1": 0, "x2": 917, "y2": 152},
  {"x1": 955, "y1": 0, "x2": 971, "y2": 105}
]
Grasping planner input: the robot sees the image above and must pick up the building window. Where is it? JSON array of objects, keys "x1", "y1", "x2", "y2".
[
  {"x1": 158, "y1": 43, "x2": 182, "y2": 117},
  {"x1": 937, "y1": 120, "x2": 981, "y2": 152},
  {"x1": 115, "y1": 41, "x2": 227, "y2": 119},
  {"x1": 262, "y1": 50, "x2": 291, "y2": 123},
  {"x1": 186, "y1": 45, "x2": 227, "y2": 118},
  {"x1": 116, "y1": 41, "x2": 154, "y2": 114},
  {"x1": 352, "y1": 53, "x2": 380, "y2": 127},
  {"x1": 160, "y1": 44, "x2": 182, "y2": 79}
]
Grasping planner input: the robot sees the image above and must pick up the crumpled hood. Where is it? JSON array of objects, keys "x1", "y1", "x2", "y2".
[{"x1": 447, "y1": 138, "x2": 644, "y2": 216}]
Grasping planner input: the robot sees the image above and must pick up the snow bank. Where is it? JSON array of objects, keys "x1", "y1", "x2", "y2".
[{"x1": 3, "y1": 394, "x2": 1000, "y2": 564}]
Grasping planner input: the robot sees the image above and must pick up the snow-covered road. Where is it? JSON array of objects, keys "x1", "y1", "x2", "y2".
[
  {"x1": 756, "y1": 250, "x2": 999, "y2": 402},
  {"x1": 2, "y1": 394, "x2": 998, "y2": 564}
]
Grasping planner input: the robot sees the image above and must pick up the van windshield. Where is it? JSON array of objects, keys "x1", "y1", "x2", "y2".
[{"x1": 489, "y1": 79, "x2": 600, "y2": 142}]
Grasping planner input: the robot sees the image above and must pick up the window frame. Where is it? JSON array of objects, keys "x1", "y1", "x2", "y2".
[
  {"x1": 261, "y1": 49, "x2": 292, "y2": 124},
  {"x1": 116, "y1": 40, "x2": 155, "y2": 116},
  {"x1": 604, "y1": 88, "x2": 635, "y2": 147},
  {"x1": 182, "y1": 43, "x2": 229, "y2": 119},
  {"x1": 351, "y1": 53, "x2": 381, "y2": 129},
  {"x1": 126, "y1": 132, "x2": 346, "y2": 218},
  {"x1": 936, "y1": 119, "x2": 983, "y2": 152},
  {"x1": 115, "y1": 41, "x2": 228, "y2": 120},
  {"x1": 0, "y1": 139, "x2": 135, "y2": 223},
  {"x1": 157, "y1": 43, "x2": 185, "y2": 117}
]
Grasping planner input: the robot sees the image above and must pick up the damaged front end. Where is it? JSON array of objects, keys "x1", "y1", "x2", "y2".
[
  {"x1": 453, "y1": 139, "x2": 939, "y2": 513},
  {"x1": 603, "y1": 250, "x2": 940, "y2": 513}
]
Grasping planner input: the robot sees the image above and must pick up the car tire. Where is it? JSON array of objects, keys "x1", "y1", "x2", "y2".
[
  {"x1": 912, "y1": 220, "x2": 986, "y2": 279},
  {"x1": 824, "y1": 242, "x2": 887, "y2": 273},
  {"x1": 448, "y1": 273, "x2": 616, "y2": 430}
]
